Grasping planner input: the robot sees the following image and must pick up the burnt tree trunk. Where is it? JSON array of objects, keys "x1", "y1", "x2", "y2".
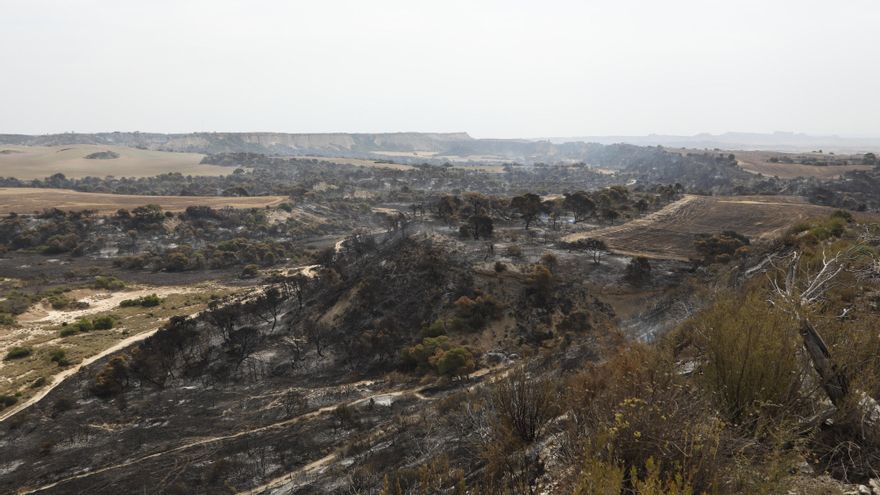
[{"x1": 799, "y1": 317, "x2": 848, "y2": 406}]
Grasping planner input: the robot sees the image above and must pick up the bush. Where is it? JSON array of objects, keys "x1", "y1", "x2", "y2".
[
  {"x1": 93, "y1": 276, "x2": 126, "y2": 290},
  {"x1": 71, "y1": 319, "x2": 94, "y2": 332},
  {"x1": 240, "y1": 264, "x2": 259, "y2": 279},
  {"x1": 624, "y1": 257, "x2": 652, "y2": 285},
  {"x1": 831, "y1": 209, "x2": 854, "y2": 223},
  {"x1": 120, "y1": 294, "x2": 162, "y2": 308},
  {"x1": 450, "y1": 295, "x2": 503, "y2": 332},
  {"x1": 0, "y1": 394, "x2": 17, "y2": 409},
  {"x1": 0, "y1": 313, "x2": 15, "y2": 326},
  {"x1": 92, "y1": 315, "x2": 115, "y2": 330},
  {"x1": 48, "y1": 295, "x2": 72, "y2": 310},
  {"x1": 694, "y1": 231, "x2": 750, "y2": 264},
  {"x1": 688, "y1": 293, "x2": 809, "y2": 427},
  {"x1": 421, "y1": 319, "x2": 447, "y2": 338},
  {"x1": 48, "y1": 348, "x2": 70, "y2": 366},
  {"x1": 59, "y1": 327, "x2": 78, "y2": 337},
  {"x1": 401, "y1": 336, "x2": 474, "y2": 378},
  {"x1": 434, "y1": 347, "x2": 475, "y2": 379},
  {"x1": 4, "y1": 346, "x2": 32, "y2": 360},
  {"x1": 91, "y1": 355, "x2": 130, "y2": 397},
  {"x1": 491, "y1": 368, "x2": 558, "y2": 442}
]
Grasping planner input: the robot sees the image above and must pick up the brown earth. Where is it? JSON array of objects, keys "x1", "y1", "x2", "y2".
[{"x1": 0, "y1": 187, "x2": 287, "y2": 215}]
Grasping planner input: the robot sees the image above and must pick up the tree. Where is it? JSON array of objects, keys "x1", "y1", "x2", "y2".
[
  {"x1": 434, "y1": 347, "x2": 475, "y2": 379},
  {"x1": 253, "y1": 286, "x2": 284, "y2": 331},
  {"x1": 468, "y1": 215, "x2": 494, "y2": 240},
  {"x1": 624, "y1": 256, "x2": 652, "y2": 285},
  {"x1": 563, "y1": 192, "x2": 595, "y2": 223},
  {"x1": 436, "y1": 195, "x2": 462, "y2": 224},
  {"x1": 543, "y1": 198, "x2": 564, "y2": 230},
  {"x1": 510, "y1": 193, "x2": 544, "y2": 230},
  {"x1": 301, "y1": 319, "x2": 328, "y2": 358},
  {"x1": 574, "y1": 238, "x2": 608, "y2": 265},
  {"x1": 131, "y1": 204, "x2": 164, "y2": 225},
  {"x1": 600, "y1": 208, "x2": 620, "y2": 225},
  {"x1": 769, "y1": 250, "x2": 853, "y2": 406}
]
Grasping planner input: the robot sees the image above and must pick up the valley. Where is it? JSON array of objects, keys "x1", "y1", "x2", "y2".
[{"x1": 0, "y1": 138, "x2": 877, "y2": 495}]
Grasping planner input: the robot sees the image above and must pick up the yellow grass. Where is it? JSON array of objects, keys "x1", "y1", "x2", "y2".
[
  {"x1": 563, "y1": 195, "x2": 836, "y2": 261},
  {"x1": 0, "y1": 187, "x2": 287, "y2": 215},
  {"x1": 0, "y1": 145, "x2": 231, "y2": 179}
]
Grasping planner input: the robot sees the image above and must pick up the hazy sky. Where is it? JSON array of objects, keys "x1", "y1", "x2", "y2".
[{"x1": 2, "y1": 0, "x2": 879, "y2": 138}]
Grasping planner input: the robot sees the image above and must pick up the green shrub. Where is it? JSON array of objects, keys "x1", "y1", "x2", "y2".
[
  {"x1": 421, "y1": 319, "x2": 447, "y2": 338},
  {"x1": 48, "y1": 348, "x2": 70, "y2": 366},
  {"x1": 93, "y1": 276, "x2": 126, "y2": 290},
  {"x1": 0, "y1": 313, "x2": 15, "y2": 326},
  {"x1": 0, "y1": 394, "x2": 17, "y2": 409},
  {"x1": 434, "y1": 347, "x2": 475, "y2": 378},
  {"x1": 4, "y1": 346, "x2": 32, "y2": 360},
  {"x1": 48, "y1": 295, "x2": 71, "y2": 310},
  {"x1": 830, "y1": 209, "x2": 854, "y2": 223},
  {"x1": 120, "y1": 294, "x2": 162, "y2": 308},
  {"x1": 92, "y1": 315, "x2": 115, "y2": 330},
  {"x1": 59, "y1": 327, "x2": 78, "y2": 337},
  {"x1": 71, "y1": 319, "x2": 94, "y2": 332}
]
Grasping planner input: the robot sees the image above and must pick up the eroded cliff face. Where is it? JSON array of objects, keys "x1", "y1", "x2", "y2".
[
  {"x1": 0, "y1": 131, "x2": 475, "y2": 155},
  {"x1": 0, "y1": 131, "x2": 615, "y2": 163}
]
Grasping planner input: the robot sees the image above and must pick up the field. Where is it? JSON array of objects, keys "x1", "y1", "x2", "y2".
[
  {"x1": 735, "y1": 150, "x2": 874, "y2": 179},
  {"x1": 563, "y1": 195, "x2": 836, "y2": 261},
  {"x1": 0, "y1": 145, "x2": 232, "y2": 179},
  {"x1": 0, "y1": 187, "x2": 287, "y2": 215}
]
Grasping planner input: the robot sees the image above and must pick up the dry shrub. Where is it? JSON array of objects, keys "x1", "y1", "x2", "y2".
[
  {"x1": 563, "y1": 344, "x2": 727, "y2": 493},
  {"x1": 691, "y1": 292, "x2": 814, "y2": 429},
  {"x1": 491, "y1": 367, "x2": 559, "y2": 443}
]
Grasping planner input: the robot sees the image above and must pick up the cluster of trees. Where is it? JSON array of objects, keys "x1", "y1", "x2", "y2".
[
  {"x1": 114, "y1": 237, "x2": 291, "y2": 272},
  {"x1": 0, "y1": 204, "x2": 316, "y2": 272},
  {"x1": 435, "y1": 184, "x2": 683, "y2": 235}
]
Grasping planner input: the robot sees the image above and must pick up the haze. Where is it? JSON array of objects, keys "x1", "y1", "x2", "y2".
[{"x1": 2, "y1": 0, "x2": 879, "y2": 138}]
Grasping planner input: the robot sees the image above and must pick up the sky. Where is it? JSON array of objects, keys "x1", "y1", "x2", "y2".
[{"x1": 2, "y1": 0, "x2": 879, "y2": 138}]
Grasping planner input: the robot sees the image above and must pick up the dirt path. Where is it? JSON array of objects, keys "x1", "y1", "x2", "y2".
[
  {"x1": 16, "y1": 364, "x2": 510, "y2": 495},
  {"x1": 0, "y1": 309, "x2": 199, "y2": 423}
]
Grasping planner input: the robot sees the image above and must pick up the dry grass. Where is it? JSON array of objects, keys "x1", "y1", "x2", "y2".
[
  {"x1": 0, "y1": 145, "x2": 233, "y2": 179},
  {"x1": 734, "y1": 150, "x2": 873, "y2": 180},
  {"x1": 0, "y1": 187, "x2": 287, "y2": 215},
  {"x1": 563, "y1": 195, "x2": 836, "y2": 261}
]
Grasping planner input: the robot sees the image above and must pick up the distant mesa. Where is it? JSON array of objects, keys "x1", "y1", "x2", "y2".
[{"x1": 84, "y1": 150, "x2": 120, "y2": 160}]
